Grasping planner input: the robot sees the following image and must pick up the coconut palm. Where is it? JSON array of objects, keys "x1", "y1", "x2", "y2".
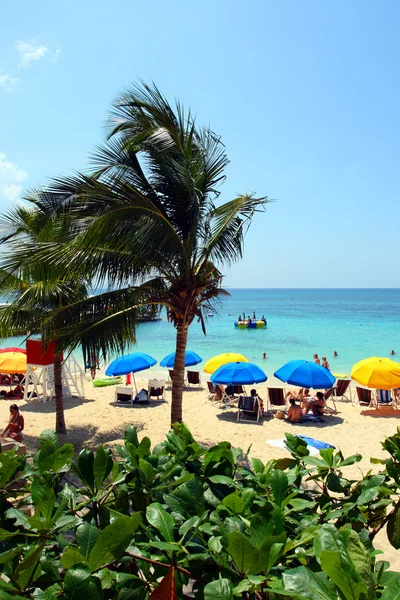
[
  {"x1": 11, "y1": 82, "x2": 268, "y2": 424},
  {"x1": 0, "y1": 206, "x2": 138, "y2": 433}
]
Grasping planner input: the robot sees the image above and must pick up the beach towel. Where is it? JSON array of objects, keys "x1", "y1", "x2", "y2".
[
  {"x1": 267, "y1": 438, "x2": 320, "y2": 456},
  {"x1": 298, "y1": 435, "x2": 335, "y2": 450},
  {"x1": 300, "y1": 414, "x2": 325, "y2": 423}
]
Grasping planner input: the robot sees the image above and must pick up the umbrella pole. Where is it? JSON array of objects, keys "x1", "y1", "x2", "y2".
[{"x1": 132, "y1": 373, "x2": 138, "y2": 394}]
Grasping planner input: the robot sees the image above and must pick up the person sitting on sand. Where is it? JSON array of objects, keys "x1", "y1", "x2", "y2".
[
  {"x1": 313, "y1": 353, "x2": 320, "y2": 365},
  {"x1": 287, "y1": 398, "x2": 302, "y2": 423},
  {"x1": 322, "y1": 356, "x2": 330, "y2": 370},
  {"x1": 1, "y1": 404, "x2": 24, "y2": 443},
  {"x1": 304, "y1": 392, "x2": 326, "y2": 417}
]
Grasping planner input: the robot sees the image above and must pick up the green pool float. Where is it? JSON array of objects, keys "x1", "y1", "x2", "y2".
[{"x1": 93, "y1": 376, "x2": 123, "y2": 387}]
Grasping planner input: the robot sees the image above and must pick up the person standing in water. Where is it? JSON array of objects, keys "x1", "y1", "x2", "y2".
[{"x1": 313, "y1": 353, "x2": 320, "y2": 365}]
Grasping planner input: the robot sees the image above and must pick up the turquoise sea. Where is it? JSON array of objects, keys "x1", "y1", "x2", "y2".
[{"x1": 6, "y1": 289, "x2": 400, "y2": 379}]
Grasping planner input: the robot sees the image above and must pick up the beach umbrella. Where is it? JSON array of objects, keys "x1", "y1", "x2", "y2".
[
  {"x1": 351, "y1": 357, "x2": 400, "y2": 390},
  {"x1": 274, "y1": 360, "x2": 335, "y2": 389},
  {"x1": 211, "y1": 362, "x2": 267, "y2": 385},
  {"x1": 106, "y1": 352, "x2": 157, "y2": 392},
  {"x1": 0, "y1": 352, "x2": 27, "y2": 374},
  {"x1": 160, "y1": 350, "x2": 202, "y2": 368},
  {"x1": 0, "y1": 347, "x2": 26, "y2": 354},
  {"x1": 204, "y1": 353, "x2": 249, "y2": 374}
]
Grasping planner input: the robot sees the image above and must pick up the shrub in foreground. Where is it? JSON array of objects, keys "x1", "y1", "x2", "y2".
[{"x1": 0, "y1": 424, "x2": 400, "y2": 598}]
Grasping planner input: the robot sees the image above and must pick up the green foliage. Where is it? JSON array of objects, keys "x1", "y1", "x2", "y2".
[{"x1": 1, "y1": 424, "x2": 400, "y2": 598}]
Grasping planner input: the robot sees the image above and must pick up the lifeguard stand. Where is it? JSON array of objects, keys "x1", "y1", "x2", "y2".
[{"x1": 24, "y1": 340, "x2": 85, "y2": 402}]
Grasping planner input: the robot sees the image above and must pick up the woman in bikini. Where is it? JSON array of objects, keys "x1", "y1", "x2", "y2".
[{"x1": 1, "y1": 404, "x2": 24, "y2": 442}]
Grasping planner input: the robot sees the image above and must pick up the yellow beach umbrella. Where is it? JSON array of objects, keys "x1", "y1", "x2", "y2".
[
  {"x1": 0, "y1": 351, "x2": 27, "y2": 374},
  {"x1": 204, "y1": 353, "x2": 249, "y2": 374},
  {"x1": 351, "y1": 357, "x2": 400, "y2": 390}
]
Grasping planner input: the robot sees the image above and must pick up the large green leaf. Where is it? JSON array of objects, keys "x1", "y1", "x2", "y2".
[
  {"x1": 380, "y1": 572, "x2": 400, "y2": 599},
  {"x1": 14, "y1": 542, "x2": 45, "y2": 590},
  {"x1": 37, "y1": 441, "x2": 57, "y2": 473},
  {"x1": 282, "y1": 566, "x2": 338, "y2": 600},
  {"x1": 146, "y1": 502, "x2": 175, "y2": 542},
  {"x1": 76, "y1": 523, "x2": 101, "y2": 560},
  {"x1": 387, "y1": 505, "x2": 400, "y2": 549},
  {"x1": 222, "y1": 493, "x2": 244, "y2": 514},
  {"x1": 88, "y1": 514, "x2": 142, "y2": 571},
  {"x1": 61, "y1": 548, "x2": 88, "y2": 569},
  {"x1": 77, "y1": 449, "x2": 95, "y2": 492},
  {"x1": 93, "y1": 445, "x2": 113, "y2": 491},
  {"x1": 270, "y1": 469, "x2": 288, "y2": 506},
  {"x1": 204, "y1": 578, "x2": 234, "y2": 600},
  {"x1": 226, "y1": 531, "x2": 260, "y2": 575},
  {"x1": 64, "y1": 565, "x2": 102, "y2": 600},
  {"x1": 320, "y1": 550, "x2": 369, "y2": 600},
  {"x1": 53, "y1": 443, "x2": 75, "y2": 471},
  {"x1": 30, "y1": 478, "x2": 56, "y2": 518}
]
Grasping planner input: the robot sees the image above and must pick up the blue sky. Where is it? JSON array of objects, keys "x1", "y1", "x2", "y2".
[{"x1": 1, "y1": 0, "x2": 399, "y2": 288}]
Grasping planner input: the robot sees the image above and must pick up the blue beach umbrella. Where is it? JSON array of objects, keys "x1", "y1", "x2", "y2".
[
  {"x1": 274, "y1": 360, "x2": 335, "y2": 389},
  {"x1": 160, "y1": 350, "x2": 202, "y2": 369},
  {"x1": 211, "y1": 362, "x2": 267, "y2": 385},
  {"x1": 106, "y1": 353, "x2": 157, "y2": 392}
]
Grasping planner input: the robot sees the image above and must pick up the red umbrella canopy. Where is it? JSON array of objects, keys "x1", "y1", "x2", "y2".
[{"x1": 0, "y1": 347, "x2": 26, "y2": 354}]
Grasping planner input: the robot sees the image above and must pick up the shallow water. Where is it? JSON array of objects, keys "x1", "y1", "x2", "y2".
[{"x1": 6, "y1": 289, "x2": 400, "y2": 378}]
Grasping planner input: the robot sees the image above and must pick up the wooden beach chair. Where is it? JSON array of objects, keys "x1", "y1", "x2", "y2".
[
  {"x1": 206, "y1": 381, "x2": 217, "y2": 400},
  {"x1": 268, "y1": 387, "x2": 286, "y2": 407},
  {"x1": 370, "y1": 389, "x2": 396, "y2": 409},
  {"x1": 233, "y1": 384, "x2": 245, "y2": 395},
  {"x1": 355, "y1": 387, "x2": 372, "y2": 406},
  {"x1": 186, "y1": 370, "x2": 202, "y2": 389},
  {"x1": 323, "y1": 388, "x2": 337, "y2": 414},
  {"x1": 237, "y1": 395, "x2": 262, "y2": 423},
  {"x1": 148, "y1": 379, "x2": 166, "y2": 401},
  {"x1": 211, "y1": 384, "x2": 236, "y2": 408},
  {"x1": 114, "y1": 386, "x2": 134, "y2": 407},
  {"x1": 332, "y1": 379, "x2": 352, "y2": 403},
  {"x1": 167, "y1": 370, "x2": 174, "y2": 385}
]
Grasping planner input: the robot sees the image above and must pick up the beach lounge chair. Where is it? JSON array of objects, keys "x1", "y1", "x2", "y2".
[
  {"x1": 268, "y1": 388, "x2": 286, "y2": 407},
  {"x1": 167, "y1": 370, "x2": 174, "y2": 385},
  {"x1": 186, "y1": 370, "x2": 202, "y2": 388},
  {"x1": 324, "y1": 388, "x2": 337, "y2": 413},
  {"x1": 370, "y1": 389, "x2": 396, "y2": 409},
  {"x1": 332, "y1": 379, "x2": 352, "y2": 403},
  {"x1": 233, "y1": 384, "x2": 245, "y2": 395},
  {"x1": 206, "y1": 381, "x2": 217, "y2": 400},
  {"x1": 148, "y1": 379, "x2": 166, "y2": 401},
  {"x1": 237, "y1": 395, "x2": 262, "y2": 423},
  {"x1": 211, "y1": 384, "x2": 236, "y2": 408},
  {"x1": 355, "y1": 387, "x2": 371, "y2": 406},
  {"x1": 114, "y1": 386, "x2": 134, "y2": 407}
]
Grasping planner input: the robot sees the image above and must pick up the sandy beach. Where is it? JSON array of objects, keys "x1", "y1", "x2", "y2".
[{"x1": 1, "y1": 376, "x2": 399, "y2": 568}]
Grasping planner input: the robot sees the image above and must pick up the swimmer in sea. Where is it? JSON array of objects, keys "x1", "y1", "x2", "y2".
[
  {"x1": 391, "y1": 350, "x2": 396, "y2": 355},
  {"x1": 333, "y1": 350, "x2": 338, "y2": 357}
]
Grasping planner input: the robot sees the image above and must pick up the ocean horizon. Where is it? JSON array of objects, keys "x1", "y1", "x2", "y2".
[{"x1": 4, "y1": 288, "x2": 400, "y2": 380}]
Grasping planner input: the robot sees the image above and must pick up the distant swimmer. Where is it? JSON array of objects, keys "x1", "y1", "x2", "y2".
[
  {"x1": 333, "y1": 351, "x2": 338, "y2": 357},
  {"x1": 313, "y1": 353, "x2": 320, "y2": 365},
  {"x1": 262, "y1": 352, "x2": 268, "y2": 359},
  {"x1": 391, "y1": 350, "x2": 396, "y2": 355},
  {"x1": 253, "y1": 311, "x2": 256, "y2": 320}
]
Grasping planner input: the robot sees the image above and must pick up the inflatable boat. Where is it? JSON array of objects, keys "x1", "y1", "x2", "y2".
[
  {"x1": 93, "y1": 376, "x2": 123, "y2": 387},
  {"x1": 234, "y1": 320, "x2": 267, "y2": 329}
]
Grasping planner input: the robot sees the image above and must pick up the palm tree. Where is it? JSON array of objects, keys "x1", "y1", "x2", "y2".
[
  {"x1": 10, "y1": 82, "x2": 268, "y2": 424},
  {"x1": 0, "y1": 206, "x2": 138, "y2": 433}
]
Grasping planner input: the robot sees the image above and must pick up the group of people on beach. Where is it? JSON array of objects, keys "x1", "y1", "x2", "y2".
[{"x1": 285, "y1": 388, "x2": 326, "y2": 423}]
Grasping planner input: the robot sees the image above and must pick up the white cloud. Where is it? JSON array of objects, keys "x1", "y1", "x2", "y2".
[
  {"x1": 16, "y1": 40, "x2": 49, "y2": 68},
  {"x1": 0, "y1": 73, "x2": 18, "y2": 91},
  {"x1": 0, "y1": 154, "x2": 28, "y2": 203}
]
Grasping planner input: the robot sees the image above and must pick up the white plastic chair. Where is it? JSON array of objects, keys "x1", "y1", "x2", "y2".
[
  {"x1": 148, "y1": 379, "x2": 166, "y2": 401},
  {"x1": 114, "y1": 386, "x2": 134, "y2": 406}
]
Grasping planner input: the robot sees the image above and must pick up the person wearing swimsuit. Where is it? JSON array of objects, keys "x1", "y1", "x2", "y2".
[{"x1": 1, "y1": 404, "x2": 24, "y2": 443}]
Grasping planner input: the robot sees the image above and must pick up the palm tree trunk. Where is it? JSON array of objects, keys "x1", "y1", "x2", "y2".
[
  {"x1": 171, "y1": 323, "x2": 189, "y2": 424},
  {"x1": 54, "y1": 353, "x2": 67, "y2": 434}
]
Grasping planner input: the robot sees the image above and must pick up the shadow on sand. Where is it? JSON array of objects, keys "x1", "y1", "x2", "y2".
[{"x1": 360, "y1": 409, "x2": 400, "y2": 419}]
